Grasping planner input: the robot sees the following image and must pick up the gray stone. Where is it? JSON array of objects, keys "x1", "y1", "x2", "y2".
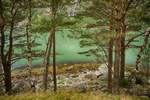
[
  {"x1": 84, "y1": 74, "x2": 97, "y2": 80},
  {"x1": 96, "y1": 64, "x2": 108, "y2": 81},
  {"x1": 12, "y1": 80, "x2": 31, "y2": 93},
  {"x1": 76, "y1": 83, "x2": 87, "y2": 93},
  {"x1": 70, "y1": 74, "x2": 79, "y2": 78}
]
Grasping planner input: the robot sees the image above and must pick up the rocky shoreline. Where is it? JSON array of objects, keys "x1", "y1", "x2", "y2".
[{"x1": 0, "y1": 63, "x2": 150, "y2": 97}]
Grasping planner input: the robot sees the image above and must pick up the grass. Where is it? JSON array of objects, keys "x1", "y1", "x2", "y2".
[
  {"x1": 0, "y1": 91, "x2": 149, "y2": 100},
  {"x1": 11, "y1": 62, "x2": 100, "y2": 78}
]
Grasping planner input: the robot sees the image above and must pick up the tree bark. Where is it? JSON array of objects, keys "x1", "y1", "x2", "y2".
[
  {"x1": 108, "y1": 39, "x2": 113, "y2": 93},
  {"x1": 120, "y1": 36, "x2": 125, "y2": 79},
  {"x1": 0, "y1": 56, "x2": 3, "y2": 91},
  {"x1": 52, "y1": 10, "x2": 57, "y2": 93},
  {"x1": 120, "y1": 19, "x2": 126, "y2": 80},
  {"x1": 26, "y1": 0, "x2": 32, "y2": 86},
  {"x1": 108, "y1": 0, "x2": 115, "y2": 93},
  {"x1": 0, "y1": 0, "x2": 17, "y2": 94},
  {"x1": 120, "y1": 0, "x2": 133, "y2": 80},
  {"x1": 43, "y1": 33, "x2": 53, "y2": 91},
  {"x1": 51, "y1": 0, "x2": 57, "y2": 92},
  {"x1": 0, "y1": 0, "x2": 7, "y2": 93},
  {"x1": 113, "y1": 0, "x2": 122, "y2": 94},
  {"x1": 3, "y1": 64, "x2": 11, "y2": 94}
]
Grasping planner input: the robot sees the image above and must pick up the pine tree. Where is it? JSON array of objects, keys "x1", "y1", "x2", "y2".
[
  {"x1": 0, "y1": 0, "x2": 18, "y2": 94},
  {"x1": 108, "y1": 0, "x2": 115, "y2": 93},
  {"x1": 26, "y1": 0, "x2": 32, "y2": 87}
]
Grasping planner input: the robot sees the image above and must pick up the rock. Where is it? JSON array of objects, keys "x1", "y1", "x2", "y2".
[
  {"x1": 76, "y1": 83, "x2": 87, "y2": 93},
  {"x1": 12, "y1": 80, "x2": 31, "y2": 93},
  {"x1": 35, "y1": 83, "x2": 42, "y2": 91},
  {"x1": 99, "y1": 85, "x2": 107, "y2": 91},
  {"x1": 92, "y1": 81, "x2": 101, "y2": 90},
  {"x1": 70, "y1": 74, "x2": 79, "y2": 78},
  {"x1": 84, "y1": 74, "x2": 97, "y2": 80},
  {"x1": 96, "y1": 64, "x2": 108, "y2": 81}
]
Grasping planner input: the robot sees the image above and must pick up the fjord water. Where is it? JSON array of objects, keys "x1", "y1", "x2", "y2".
[{"x1": 12, "y1": 30, "x2": 141, "y2": 68}]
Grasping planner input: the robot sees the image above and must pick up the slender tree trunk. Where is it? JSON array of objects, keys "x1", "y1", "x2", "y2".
[
  {"x1": 0, "y1": 0, "x2": 5, "y2": 85},
  {"x1": 113, "y1": 0, "x2": 122, "y2": 94},
  {"x1": 136, "y1": 27, "x2": 150, "y2": 70},
  {"x1": 0, "y1": 0, "x2": 17, "y2": 94},
  {"x1": 52, "y1": 12, "x2": 57, "y2": 92},
  {"x1": 4, "y1": 4, "x2": 16, "y2": 94},
  {"x1": 120, "y1": 0, "x2": 133, "y2": 80},
  {"x1": 0, "y1": 57, "x2": 3, "y2": 78},
  {"x1": 51, "y1": 1, "x2": 57, "y2": 91},
  {"x1": 108, "y1": 0, "x2": 115, "y2": 93},
  {"x1": 26, "y1": 0, "x2": 32, "y2": 85},
  {"x1": 108, "y1": 40, "x2": 113, "y2": 93},
  {"x1": 3, "y1": 64, "x2": 11, "y2": 94},
  {"x1": 43, "y1": 33, "x2": 53, "y2": 91},
  {"x1": 120, "y1": 36, "x2": 125, "y2": 79},
  {"x1": 0, "y1": 0, "x2": 6, "y2": 72},
  {"x1": 120, "y1": 19, "x2": 126, "y2": 80},
  {"x1": 0, "y1": 57, "x2": 3, "y2": 91},
  {"x1": 114, "y1": 35, "x2": 120, "y2": 94},
  {"x1": 0, "y1": 0, "x2": 8, "y2": 92},
  {"x1": 42, "y1": 33, "x2": 50, "y2": 90}
]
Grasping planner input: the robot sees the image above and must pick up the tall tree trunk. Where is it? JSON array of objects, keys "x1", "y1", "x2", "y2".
[
  {"x1": 26, "y1": 0, "x2": 32, "y2": 86},
  {"x1": 0, "y1": 0, "x2": 5, "y2": 83},
  {"x1": 108, "y1": 0, "x2": 115, "y2": 93},
  {"x1": 0, "y1": 0, "x2": 6, "y2": 73},
  {"x1": 120, "y1": 20, "x2": 126, "y2": 80},
  {"x1": 0, "y1": 0, "x2": 7, "y2": 93},
  {"x1": 113, "y1": 0, "x2": 122, "y2": 94},
  {"x1": 52, "y1": 11, "x2": 57, "y2": 93},
  {"x1": 0, "y1": 0, "x2": 17, "y2": 94},
  {"x1": 51, "y1": 0, "x2": 57, "y2": 92},
  {"x1": 136, "y1": 27, "x2": 150, "y2": 70},
  {"x1": 43, "y1": 33, "x2": 53, "y2": 91},
  {"x1": 4, "y1": 3, "x2": 16, "y2": 93},
  {"x1": 120, "y1": 0, "x2": 133, "y2": 80}
]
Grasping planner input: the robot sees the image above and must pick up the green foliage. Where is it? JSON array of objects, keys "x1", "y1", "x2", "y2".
[
  {"x1": 120, "y1": 78, "x2": 130, "y2": 88},
  {"x1": 128, "y1": 0, "x2": 150, "y2": 31},
  {"x1": 32, "y1": 14, "x2": 51, "y2": 33},
  {"x1": 139, "y1": 0, "x2": 150, "y2": 24}
]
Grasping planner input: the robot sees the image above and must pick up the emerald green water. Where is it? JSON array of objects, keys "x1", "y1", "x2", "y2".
[{"x1": 12, "y1": 30, "x2": 141, "y2": 68}]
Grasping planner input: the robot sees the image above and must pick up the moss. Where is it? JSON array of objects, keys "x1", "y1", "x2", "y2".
[{"x1": 0, "y1": 91, "x2": 149, "y2": 100}]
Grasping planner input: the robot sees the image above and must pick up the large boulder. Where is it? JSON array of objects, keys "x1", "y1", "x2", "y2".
[{"x1": 96, "y1": 64, "x2": 108, "y2": 81}]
